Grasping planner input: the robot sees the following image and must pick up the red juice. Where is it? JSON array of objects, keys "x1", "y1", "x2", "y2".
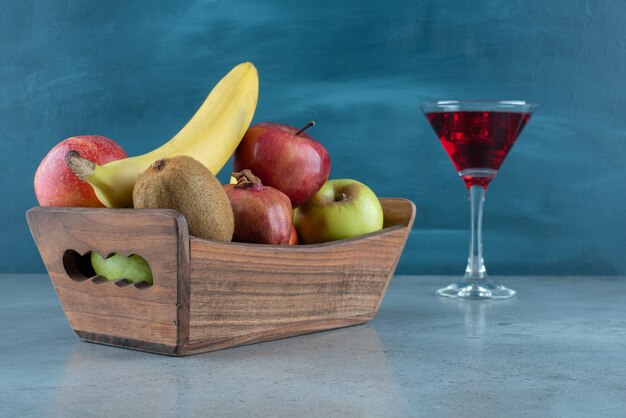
[{"x1": 426, "y1": 111, "x2": 531, "y2": 188}]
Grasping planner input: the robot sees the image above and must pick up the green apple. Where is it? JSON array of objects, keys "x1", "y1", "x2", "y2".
[
  {"x1": 90, "y1": 252, "x2": 153, "y2": 284},
  {"x1": 294, "y1": 179, "x2": 383, "y2": 244}
]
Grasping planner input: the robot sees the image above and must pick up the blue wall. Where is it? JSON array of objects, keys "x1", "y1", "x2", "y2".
[{"x1": 2, "y1": 0, "x2": 625, "y2": 275}]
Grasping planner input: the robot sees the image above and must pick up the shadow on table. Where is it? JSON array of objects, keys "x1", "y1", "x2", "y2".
[
  {"x1": 47, "y1": 324, "x2": 412, "y2": 416},
  {"x1": 437, "y1": 296, "x2": 517, "y2": 338}
]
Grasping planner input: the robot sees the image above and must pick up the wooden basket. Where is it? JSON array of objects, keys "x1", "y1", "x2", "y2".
[{"x1": 26, "y1": 198, "x2": 415, "y2": 356}]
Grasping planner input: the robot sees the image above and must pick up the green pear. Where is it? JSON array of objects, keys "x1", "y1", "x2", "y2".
[{"x1": 90, "y1": 252, "x2": 153, "y2": 284}]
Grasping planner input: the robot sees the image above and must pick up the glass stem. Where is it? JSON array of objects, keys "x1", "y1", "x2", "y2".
[{"x1": 465, "y1": 185, "x2": 487, "y2": 280}]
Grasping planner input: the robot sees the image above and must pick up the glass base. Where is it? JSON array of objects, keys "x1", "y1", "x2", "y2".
[{"x1": 436, "y1": 278, "x2": 516, "y2": 300}]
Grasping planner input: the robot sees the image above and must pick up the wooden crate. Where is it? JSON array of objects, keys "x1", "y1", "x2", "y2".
[{"x1": 26, "y1": 198, "x2": 415, "y2": 356}]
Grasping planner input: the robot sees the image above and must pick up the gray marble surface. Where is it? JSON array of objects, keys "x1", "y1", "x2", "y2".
[{"x1": 1, "y1": 274, "x2": 625, "y2": 417}]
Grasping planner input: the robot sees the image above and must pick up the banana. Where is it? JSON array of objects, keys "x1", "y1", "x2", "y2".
[{"x1": 66, "y1": 62, "x2": 259, "y2": 208}]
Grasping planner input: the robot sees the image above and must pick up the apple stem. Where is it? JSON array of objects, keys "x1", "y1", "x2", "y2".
[
  {"x1": 335, "y1": 193, "x2": 348, "y2": 202},
  {"x1": 65, "y1": 150, "x2": 95, "y2": 180},
  {"x1": 295, "y1": 121, "x2": 316, "y2": 136},
  {"x1": 232, "y1": 169, "x2": 263, "y2": 188}
]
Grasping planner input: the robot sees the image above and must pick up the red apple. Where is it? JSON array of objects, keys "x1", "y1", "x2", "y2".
[
  {"x1": 34, "y1": 135, "x2": 127, "y2": 207},
  {"x1": 233, "y1": 121, "x2": 330, "y2": 207}
]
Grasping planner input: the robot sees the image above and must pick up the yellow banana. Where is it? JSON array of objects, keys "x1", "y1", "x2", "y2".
[{"x1": 66, "y1": 62, "x2": 258, "y2": 208}]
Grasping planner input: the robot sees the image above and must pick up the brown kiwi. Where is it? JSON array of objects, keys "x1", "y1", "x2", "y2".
[{"x1": 132, "y1": 156, "x2": 234, "y2": 242}]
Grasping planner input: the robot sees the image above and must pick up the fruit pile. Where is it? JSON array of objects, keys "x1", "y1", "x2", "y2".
[{"x1": 34, "y1": 63, "x2": 384, "y2": 282}]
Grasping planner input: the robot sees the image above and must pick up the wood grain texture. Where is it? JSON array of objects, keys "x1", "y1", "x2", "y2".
[
  {"x1": 374, "y1": 199, "x2": 416, "y2": 312},
  {"x1": 380, "y1": 197, "x2": 415, "y2": 228},
  {"x1": 185, "y1": 198, "x2": 415, "y2": 354},
  {"x1": 26, "y1": 207, "x2": 190, "y2": 352},
  {"x1": 26, "y1": 198, "x2": 415, "y2": 356}
]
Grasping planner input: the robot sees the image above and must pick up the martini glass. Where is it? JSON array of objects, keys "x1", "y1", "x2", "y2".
[{"x1": 420, "y1": 100, "x2": 537, "y2": 299}]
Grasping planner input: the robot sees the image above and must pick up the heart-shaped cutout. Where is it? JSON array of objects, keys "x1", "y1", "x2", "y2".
[{"x1": 62, "y1": 250, "x2": 153, "y2": 289}]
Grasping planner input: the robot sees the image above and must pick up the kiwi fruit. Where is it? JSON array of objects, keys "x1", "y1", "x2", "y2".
[{"x1": 133, "y1": 156, "x2": 234, "y2": 242}]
